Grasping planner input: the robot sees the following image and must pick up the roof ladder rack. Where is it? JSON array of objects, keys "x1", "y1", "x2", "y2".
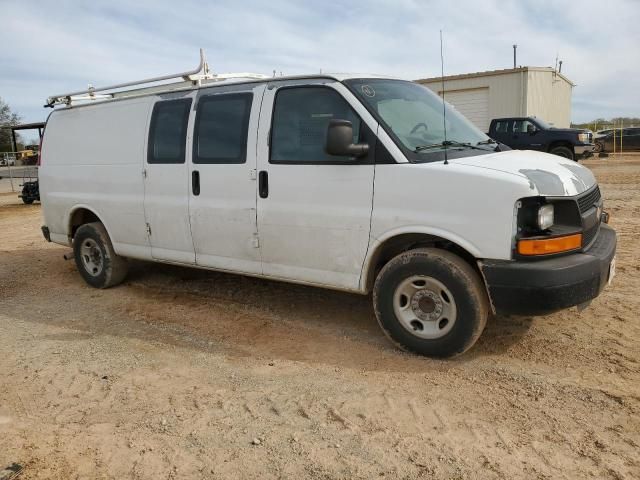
[{"x1": 45, "y1": 49, "x2": 268, "y2": 107}]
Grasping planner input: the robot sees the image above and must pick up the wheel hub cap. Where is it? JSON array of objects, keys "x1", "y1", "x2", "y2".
[
  {"x1": 393, "y1": 275, "x2": 457, "y2": 339},
  {"x1": 80, "y1": 238, "x2": 103, "y2": 277},
  {"x1": 411, "y1": 290, "x2": 442, "y2": 321}
]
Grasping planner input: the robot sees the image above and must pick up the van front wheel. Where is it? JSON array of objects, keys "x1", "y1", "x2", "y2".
[
  {"x1": 373, "y1": 248, "x2": 488, "y2": 357},
  {"x1": 73, "y1": 222, "x2": 128, "y2": 288}
]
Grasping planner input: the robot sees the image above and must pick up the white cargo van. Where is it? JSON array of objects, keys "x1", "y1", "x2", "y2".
[{"x1": 39, "y1": 54, "x2": 616, "y2": 357}]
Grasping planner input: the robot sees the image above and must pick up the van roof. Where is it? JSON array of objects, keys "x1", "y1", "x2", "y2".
[
  {"x1": 45, "y1": 49, "x2": 396, "y2": 108},
  {"x1": 46, "y1": 73, "x2": 395, "y2": 110}
]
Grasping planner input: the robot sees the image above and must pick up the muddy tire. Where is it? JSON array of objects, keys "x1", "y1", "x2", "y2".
[
  {"x1": 373, "y1": 248, "x2": 488, "y2": 358},
  {"x1": 550, "y1": 145, "x2": 574, "y2": 160},
  {"x1": 73, "y1": 222, "x2": 128, "y2": 288}
]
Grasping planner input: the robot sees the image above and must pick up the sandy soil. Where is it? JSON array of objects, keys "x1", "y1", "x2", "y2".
[{"x1": 1, "y1": 155, "x2": 639, "y2": 479}]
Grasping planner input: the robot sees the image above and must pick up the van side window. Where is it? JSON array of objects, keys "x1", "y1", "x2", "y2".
[
  {"x1": 193, "y1": 93, "x2": 253, "y2": 164},
  {"x1": 147, "y1": 99, "x2": 192, "y2": 164},
  {"x1": 270, "y1": 87, "x2": 361, "y2": 164}
]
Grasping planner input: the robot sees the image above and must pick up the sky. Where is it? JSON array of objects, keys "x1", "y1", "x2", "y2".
[{"x1": 2, "y1": 0, "x2": 639, "y2": 142}]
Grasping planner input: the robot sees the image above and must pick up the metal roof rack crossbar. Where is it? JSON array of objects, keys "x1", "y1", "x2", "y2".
[{"x1": 45, "y1": 49, "x2": 268, "y2": 108}]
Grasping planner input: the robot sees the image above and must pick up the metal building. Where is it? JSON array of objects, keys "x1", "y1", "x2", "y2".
[{"x1": 416, "y1": 67, "x2": 574, "y2": 132}]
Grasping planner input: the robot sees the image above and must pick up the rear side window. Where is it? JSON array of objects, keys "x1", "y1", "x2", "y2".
[
  {"x1": 494, "y1": 121, "x2": 509, "y2": 133},
  {"x1": 193, "y1": 93, "x2": 253, "y2": 164},
  {"x1": 270, "y1": 87, "x2": 361, "y2": 164},
  {"x1": 147, "y1": 99, "x2": 192, "y2": 164}
]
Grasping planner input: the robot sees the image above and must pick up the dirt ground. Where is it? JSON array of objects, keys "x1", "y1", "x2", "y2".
[{"x1": 1, "y1": 155, "x2": 639, "y2": 479}]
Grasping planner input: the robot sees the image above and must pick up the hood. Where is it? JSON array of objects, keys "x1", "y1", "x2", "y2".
[{"x1": 449, "y1": 149, "x2": 596, "y2": 196}]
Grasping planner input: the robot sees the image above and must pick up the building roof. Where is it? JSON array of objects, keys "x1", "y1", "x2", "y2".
[{"x1": 415, "y1": 66, "x2": 575, "y2": 86}]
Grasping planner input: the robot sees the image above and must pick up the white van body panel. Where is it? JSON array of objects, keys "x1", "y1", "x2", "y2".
[
  {"x1": 143, "y1": 93, "x2": 197, "y2": 264},
  {"x1": 39, "y1": 74, "x2": 597, "y2": 296},
  {"x1": 41, "y1": 98, "x2": 153, "y2": 259},
  {"x1": 255, "y1": 80, "x2": 378, "y2": 291},
  {"x1": 363, "y1": 161, "x2": 534, "y2": 291},
  {"x1": 188, "y1": 84, "x2": 266, "y2": 275},
  {"x1": 451, "y1": 149, "x2": 597, "y2": 196}
]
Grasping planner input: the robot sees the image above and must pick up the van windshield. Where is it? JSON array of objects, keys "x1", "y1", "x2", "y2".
[{"x1": 345, "y1": 79, "x2": 493, "y2": 162}]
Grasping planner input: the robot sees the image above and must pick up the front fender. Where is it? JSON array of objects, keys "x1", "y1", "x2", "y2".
[{"x1": 359, "y1": 226, "x2": 483, "y2": 292}]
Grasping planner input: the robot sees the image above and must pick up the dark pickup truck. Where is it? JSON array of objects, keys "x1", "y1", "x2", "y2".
[{"x1": 488, "y1": 117, "x2": 594, "y2": 161}]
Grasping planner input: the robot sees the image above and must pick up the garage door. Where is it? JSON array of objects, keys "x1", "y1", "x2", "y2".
[{"x1": 439, "y1": 88, "x2": 490, "y2": 133}]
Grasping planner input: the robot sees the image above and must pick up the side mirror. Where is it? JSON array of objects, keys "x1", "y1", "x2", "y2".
[
  {"x1": 527, "y1": 125, "x2": 537, "y2": 135},
  {"x1": 325, "y1": 119, "x2": 369, "y2": 158}
]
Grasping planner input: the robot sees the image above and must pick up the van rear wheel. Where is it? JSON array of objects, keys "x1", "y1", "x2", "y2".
[
  {"x1": 373, "y1": 248, "x2": 488, "y2": 357},
  {"x1": 73, "y1": 222, "x2": 128, "y2": 288}
]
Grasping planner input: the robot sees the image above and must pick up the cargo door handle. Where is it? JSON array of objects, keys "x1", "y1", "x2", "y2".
[
  {"x1": 258, "y1": 170, "x2": 268, "y2": 198},
  {"x1": 192, "y1": 170, "x2": 200, "y2": 196}
]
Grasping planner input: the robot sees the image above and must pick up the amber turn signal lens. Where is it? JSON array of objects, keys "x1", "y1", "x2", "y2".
[{"x1": 517, "y1": 234, "x2": 582, "y2": 256}]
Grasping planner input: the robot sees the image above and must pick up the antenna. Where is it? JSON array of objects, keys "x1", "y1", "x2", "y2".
[{"x1": 440, "y1": 30, "x2": 448, "y2": 165}]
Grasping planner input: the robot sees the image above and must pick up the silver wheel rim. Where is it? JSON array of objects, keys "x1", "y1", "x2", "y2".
[
  {"x1": 393, "y1": 275, "x2": 457, "y2": 339},
  {"x1": 80, "y1": 238, "x2": 104, "y2": 277}
]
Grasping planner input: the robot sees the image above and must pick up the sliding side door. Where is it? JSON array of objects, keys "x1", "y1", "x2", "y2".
[{"x1": 188, "y1": 84, "x2": 265, "y2": 274}]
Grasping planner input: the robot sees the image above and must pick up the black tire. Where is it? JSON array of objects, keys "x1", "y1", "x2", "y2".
[
  {"x1": 22, "y1": 197, "x2": 34, "y2": 204},
  {"x1": 550, "y1": 146, "x2": 574, "y2": 160},
  {"x1": 73, "y1": 222, "x2": 128, "y2": 288},
  {"x1": 373, "y1": 248, "x2": 488, "y2": 358}
]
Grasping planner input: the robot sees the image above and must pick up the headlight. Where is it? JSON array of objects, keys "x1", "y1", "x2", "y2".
[
  {"x1": 578, "y1": 133, "x2": 589, "y2": 142},
  {"x1": 537, "y1": 204, "x2": 554, "y2": 230}
]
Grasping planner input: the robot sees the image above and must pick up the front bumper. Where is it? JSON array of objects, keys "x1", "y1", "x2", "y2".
[
  {"x1": 480, "y1": 224, "x2": 616, "y2": 316},
  {"x1": 575, "y1": 143, "x2": 595, "y2": 157}
]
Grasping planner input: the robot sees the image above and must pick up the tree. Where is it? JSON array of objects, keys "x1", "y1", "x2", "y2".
[
  {"x1": 0, "y1": 97, "x2": 22, "y2": 152},
  {"x1": 571, "y1": 117, "x2": 640, "y2": 130}
]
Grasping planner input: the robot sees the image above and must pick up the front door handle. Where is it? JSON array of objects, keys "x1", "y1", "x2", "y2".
[
  {"x1": 258, "y1": 170, "x2": 268, "y2": 198},
  {"x1": 192, "y1": 170, "x2": 200, "y2": 196}
]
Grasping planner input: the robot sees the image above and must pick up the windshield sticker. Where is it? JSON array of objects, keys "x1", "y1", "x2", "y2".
[{"x1": 361, "y1": 85, "x2": 375, "y2": 97}]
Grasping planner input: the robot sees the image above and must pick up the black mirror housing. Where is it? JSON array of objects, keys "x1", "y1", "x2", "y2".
[{"x1": 325, "y1": 119, "x2": 369, "y2": 158}]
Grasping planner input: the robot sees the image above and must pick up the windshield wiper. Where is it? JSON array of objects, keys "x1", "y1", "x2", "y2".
[
  {"x1": 476, "y1": 138, "x2": 504, "y2": 151},
  {"x1": 414, "y1": 140, "x2": 493, "y2": 153}
]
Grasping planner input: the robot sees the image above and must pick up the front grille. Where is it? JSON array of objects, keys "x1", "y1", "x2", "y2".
[
  {"x1": 577, "y1": 186, "x2": 601, "y2": 214},
  {"x1": 583, "y1": 223, "x2": 599, "y2": 248},
  {"x1": 577, "y1": 186, "x2": 602, "y2": 248}
]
